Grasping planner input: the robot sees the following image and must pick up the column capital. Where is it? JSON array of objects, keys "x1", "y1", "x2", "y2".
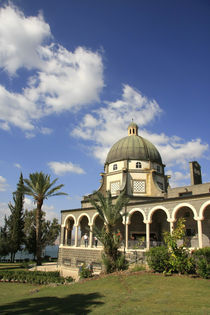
[
  {"x1": 195, "y1": 217, "x2": 203, "y2": 222},
  {"x1": 144, "y1": 220, "x2": 151, "y2": 224},
  {"x1": 167, "y1": 219, "x2": 175, "y2": 223}
]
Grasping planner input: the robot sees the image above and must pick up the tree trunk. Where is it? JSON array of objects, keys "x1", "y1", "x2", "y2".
[{"x1": 36, "y1": 200, "x2": 43, "y2": 266}]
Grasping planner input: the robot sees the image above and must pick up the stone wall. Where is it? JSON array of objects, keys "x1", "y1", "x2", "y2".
[{"x1": 58, "y1": 247, "x2": 102, "y2": 269}]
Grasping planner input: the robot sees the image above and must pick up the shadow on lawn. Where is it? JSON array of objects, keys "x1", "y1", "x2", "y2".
[{"x1": 0, "y1": 292, "x2": 104, "y2": 314}]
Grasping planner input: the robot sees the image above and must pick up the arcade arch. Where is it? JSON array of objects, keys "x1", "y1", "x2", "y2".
[
  {"x1": 149, "y1": 209, "x2": 170, "y2": 244},
  {"x1": 201, "y1": 204, "x2": 210, "y2": 247},
  {"x1": 173, "y1": 205, "x2": 198, "y2": 248}
]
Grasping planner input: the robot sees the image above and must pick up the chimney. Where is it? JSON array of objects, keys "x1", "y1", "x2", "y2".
[{"x1": 189, "y1": 161, "x2": 202, "y2": 185}]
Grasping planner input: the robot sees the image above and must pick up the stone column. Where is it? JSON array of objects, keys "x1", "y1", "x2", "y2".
[
  {"x1": 125, "y1": 222, "x2": 129, "y2": 250},
  {"x1": 197, "y1": 219, "x2": 203, "y2": 248},
  {"x1": 60, "y1": 225, "x2": 64, "y2": 245},
  {"x1": 170, "y1": 221, "x2": 174, "y2": 235},
  {"x1": 65, "y1": 227, "x2": 68, "y2": 245},
  {"x1": 89, "y1": 225, "x2": 93, "y2": 248},
  {"x1": 146, "y1": 222, "x2": 150, "y2": 250},
  {"x1": 75, "y1": 225, "x2": 78, "y2": 247}
]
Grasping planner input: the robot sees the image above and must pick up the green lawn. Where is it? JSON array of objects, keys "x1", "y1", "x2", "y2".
[
  {"x1": 0, "y1": 272, "x2": 209, "y2": 314},
  {"x1": 0, "y1": 263, "x2": 23, "y2": 270}
]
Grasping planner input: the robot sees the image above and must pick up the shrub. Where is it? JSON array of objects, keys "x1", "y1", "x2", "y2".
[
  {"x1": 192, "y1": 247, "x2": 210, "y2": 279},
  {"x1": 79, "y1": 263, "x2": 93, "y2": 279},
  {"x1": 0, "y1": 270, "x2": 73, "y2": 284},
  {"x1": 146, "y1": 246, "x2": 170, "y2": 273},
  {"x1": 102, "y1": 252, "x2": 128, "y2": 273},
  {"x1": 115, "y1": 254, "x2": 128, "y2": 271}
]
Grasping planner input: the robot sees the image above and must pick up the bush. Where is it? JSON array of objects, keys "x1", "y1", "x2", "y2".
[
  {"x1": 192, "y1": 247, "x2": 210, "y2": 279},
  {"x1": 0, "y1": 270, "x2": 73, "y2": 284},
  {"x1": 102, "y1": 252, "x2": 128, "y2": 273},
  {"x1": 79, "y1": 263, "x2": 93, "y2": 279},
  {"x1": 115, "y1": 254, "x2": 128, "y2": 271},
  {"x1": 146, "y1": 246, "x2": 170, "y2": 273},
  {"x1": 168, "y1": 247, "x2": 195, "y2": 274}
]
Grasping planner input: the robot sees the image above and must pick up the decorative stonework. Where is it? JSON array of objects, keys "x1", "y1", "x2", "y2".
[
  {"x1": 133, "y1": 180, "x2": 146, "y2": 193},
  {"x1": 110, "y1": 181, "x2": 120, "y2": 194}
]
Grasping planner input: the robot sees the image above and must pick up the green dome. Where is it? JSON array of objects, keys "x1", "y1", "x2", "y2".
[{"x1": 105, "y1": 135, "x2": 162, "y2": 165}]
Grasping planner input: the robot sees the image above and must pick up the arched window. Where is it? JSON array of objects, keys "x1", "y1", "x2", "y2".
[
  {"x1": 136, "y1": 162, "x2": 142, "y2": 169},
  {"x1": 113, "y1": 164, "x2": 118, "y2": 171}
]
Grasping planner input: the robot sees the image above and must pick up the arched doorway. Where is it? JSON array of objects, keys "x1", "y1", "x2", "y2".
[
  {"x1": 150, "y1": 209, "x2": 170, "y2": 246},
  {"x1": 93, "y1": 215, "x2": 104, "y2": 247},
  {"x1": 128, "y1": 211, "x2": 146, "y2": 249},
  {"x1": 64, "y1": 217, "x2": 75, "y2": 246},
  {"x1": 78, "y1": 215, "x2": 90, "y2": 247},
  {"x1": 202, "y1": 205, "x2": 210, "y2": 247},
  {"x1": 175, "y1": 206, "x2": 198, "y2": 247}
]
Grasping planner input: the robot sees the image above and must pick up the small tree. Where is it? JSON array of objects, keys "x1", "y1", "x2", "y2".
[
  {"x1": 24, "y1": 209, "x2": 60, "y2": 260},
  {"x1": 6, "y1": 173, "x2": 25, "y2": 262},
  {"x1": 163, "y1": 218, "x2": 195, "y2": 274},
  {"x1": 23, "y1": 172, "x2": 67, "y2": 265},
  {"x1": 90, "y1": 190, "x2": 129, "y2": 273}
]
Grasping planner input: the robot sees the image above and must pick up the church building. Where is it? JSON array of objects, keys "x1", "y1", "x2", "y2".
[{"x1": 58, "y1": 122, "x2": 210, "y2": 269}]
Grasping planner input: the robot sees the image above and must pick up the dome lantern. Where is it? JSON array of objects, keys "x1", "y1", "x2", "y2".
[{"x1": 128, "y1": 121, "x2": 138, "y2": 136}]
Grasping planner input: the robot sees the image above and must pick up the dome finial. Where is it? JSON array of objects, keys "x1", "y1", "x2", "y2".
[{"x1": 128, "y1": 121, "x2": 138, "y2": 136}]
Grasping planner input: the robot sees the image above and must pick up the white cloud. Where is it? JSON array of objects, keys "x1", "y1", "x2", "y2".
[
  {"x1": 72, "y1": 84, "x2": 162, "y2": 163},
  {"x1": 24, "y1": 197, "x2": 59, "y2": 221},
  {"x1": 0, "y1": 4, "x2": 51, "y2": 75},
  {"x1": 0, "y1": 5, "x2": 104, "y2": 134},
  {"x1": 14, "y1": 163, "x2": 21, "y2": 169},
  {"x1": 167, "y1": 170, "x2": 190, "y2": 188},
  {"x1": 40, "y1": 127, "x2": 53, "y2": 135},
  {"x1": 48, "y1": 161, "x2": 85, "y2": 175},
  {"x1": 0, "y1": 175, "x2": 8, "y2": 191},
  {"x1": 72, "y1": 85, "x2": 209, "y2": 172}
]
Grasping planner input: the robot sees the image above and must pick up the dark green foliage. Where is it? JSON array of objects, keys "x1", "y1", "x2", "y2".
[
  {"x1": 0, "y1": 270, "x2": 73, "y2": 284},
  {"x1": 0, "y1": 174, "x2": 25, "y2": 262},
  {"x1": 90, "y1": 190, "x2": 129, "y2": 273},
  {"x1": 146, "y1": 246, "x2": 170, "y2": 273},
  {"x1": 79, "y1": 263, "x2": 93, "y2": 279},
  {"x1": 8, "y1": 173, "x2": 25, "y2": 262},
  {"x1": 23, "y1": 172, "x2": 67, "y2": 265},
  {"x1": 192, "y1": 247, "x2": 210, "y2": 279},
  {"x1": 0, "y1": 217, "x2": 10, "y2": 257}
]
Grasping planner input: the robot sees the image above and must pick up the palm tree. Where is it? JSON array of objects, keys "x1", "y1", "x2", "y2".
[
  {"x1": 90, "y1": 190, "x2": 129, "y2": 273},
  {"x1": 23, "y1": 172, "x2": 67, "y2": 265}
]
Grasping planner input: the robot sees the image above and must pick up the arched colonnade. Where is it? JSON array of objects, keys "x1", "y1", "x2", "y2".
[{"x1": 61, "y1": 201, "x2": 210, "y2": 250}]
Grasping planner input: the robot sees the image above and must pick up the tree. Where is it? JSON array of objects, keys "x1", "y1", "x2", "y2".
[
  {"x1": 0, "y1": 216, "x2": 10, "y2": 258},
  {"x1": 6, "y1": 173, "x2": 25, "y2": 262},
  {"x1": 24, "y1": 209, "x2": 60, "y2": 260},
  {"x1": 23, "y1": 172, "x2": 67, "y2": 265},
  {"x1": 90, "y1": 190, "x2": 129, "y2": 273}
]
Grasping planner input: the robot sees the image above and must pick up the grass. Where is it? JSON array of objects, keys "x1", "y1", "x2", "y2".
[
  {"x1": 0, "y1": 271, "x2": 209, "y2": 314},
  {"x1": 0, "y1": 263, "x2": 23, "y2": 270}
]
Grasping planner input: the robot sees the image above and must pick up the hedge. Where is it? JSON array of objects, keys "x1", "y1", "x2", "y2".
[{"x1": 0, "y1": 270, "x2": 73, "y2": 284}]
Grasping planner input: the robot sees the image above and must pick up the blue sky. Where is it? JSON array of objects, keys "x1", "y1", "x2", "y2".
[{"x1": 0, "y1": 0, "x2": 210, "y2": 223}]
